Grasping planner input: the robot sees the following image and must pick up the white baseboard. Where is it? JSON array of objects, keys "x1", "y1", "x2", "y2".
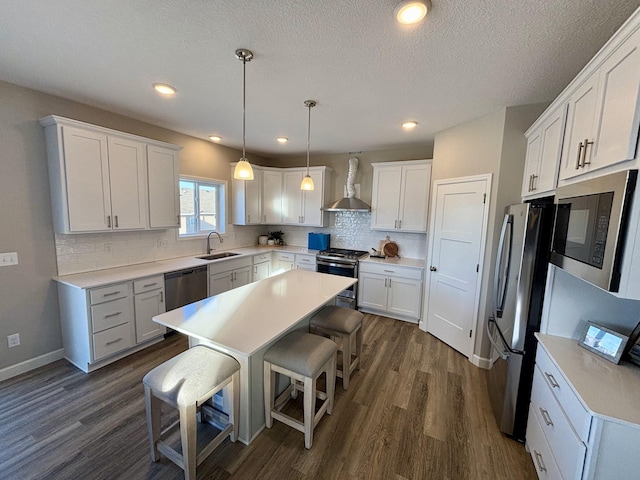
[
  {"x1": 471, "y1": 354, "x2": 492, "y2": 369},
  {"x1": 0, "y1": 349, "x2": 65, "y2": 382}
]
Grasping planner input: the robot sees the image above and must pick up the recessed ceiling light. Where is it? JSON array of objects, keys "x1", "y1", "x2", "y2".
[
  {"x1": 402, "y1": 121, "x2": 418, "y2": 129},
  {"x1": 209, "y1": 135, "x2": 222, "y2": 142},
  {"x1": 394, "y1": 0, "x2": 430, "y2": 25},
  {"x1": 152, "y1": 83, "x2": 176, "y2": 95},
  {"x1": 276, "y1": 137, "x2": 289, "y2": 144}
]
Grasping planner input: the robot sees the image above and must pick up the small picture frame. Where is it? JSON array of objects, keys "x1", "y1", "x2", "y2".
[{"x1": 578, "y1": 321, "x2": 628, "y2": 364}]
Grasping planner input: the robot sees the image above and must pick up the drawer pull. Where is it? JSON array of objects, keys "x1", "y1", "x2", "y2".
[
  {"x1": 103, "y1": 291, "x2": 122, "y2": 297},
  {"x1": 383, "y1": 269, "x2": 394, "y2": 273},
  {"x1": 143, "y1": 282, "x2": 158, "y2": 288},
  {"x1": 104, "y1": 312, "x2": 122, "y2": 319},
  {"x1": 533, "y1": 450, "x2": 547, "y2": 473},
  {"x1": 544, "y1": 372, "x2": 559, "y2": 388},
  {"x1": 105, "y1": 337, "x2": 123, "y2": 346},
  {"x1": 539, "y1": 408, "x2": 554, "y2": 427}
]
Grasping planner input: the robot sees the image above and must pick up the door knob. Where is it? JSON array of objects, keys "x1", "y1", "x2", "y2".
[{"x1": 430, "y1": 266, "x2": 437, "y2": 271}]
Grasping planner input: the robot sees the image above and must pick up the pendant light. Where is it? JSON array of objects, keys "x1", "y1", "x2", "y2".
[
  {"x1": 233, "y1": 48, "x2": 255, "y2": 180},
  {"x1": 300, "y1": 100, "x2": 316, "y2": 191}
]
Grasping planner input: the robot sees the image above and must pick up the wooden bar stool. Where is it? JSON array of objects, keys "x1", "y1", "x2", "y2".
[
  {"x1": 263, "y1": 331, "x2": 337, "y2": 449},
  {"x1": 310, "y1": 305, "x2": 364, "y2": 390},
  {"x1": 143, "y1": 346, "x2": 240, "y2": 480}
]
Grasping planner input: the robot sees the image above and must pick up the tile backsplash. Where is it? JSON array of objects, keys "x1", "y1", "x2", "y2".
[{"x1": 54, "y1": 211, "x2": 426, "y2": 276}]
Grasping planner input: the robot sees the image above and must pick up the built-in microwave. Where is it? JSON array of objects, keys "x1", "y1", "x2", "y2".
[{"x1": 551, "y1": 170, "x2": 637, "y2": 292}]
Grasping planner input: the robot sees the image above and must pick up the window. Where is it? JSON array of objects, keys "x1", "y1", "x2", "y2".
[{"x1": 179, "y1": 177, "x2": 226, "y2": 237}]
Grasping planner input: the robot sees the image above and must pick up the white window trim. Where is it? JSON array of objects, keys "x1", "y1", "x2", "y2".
[{"x1": 178, "y1": 175, "x2": 228, "y2": 240}]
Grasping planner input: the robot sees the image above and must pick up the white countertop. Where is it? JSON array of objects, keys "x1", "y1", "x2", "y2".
[
  {"x1": 55, "y1": 245, "x2": 319, "y2": 289},
  {"x1": 359, "y1": 256, "x2": 426, "y2": 269},
  {"x1": 536, "y1": 333, "x2": 640, "y2": 426},
  {"x1": 152, "y1": 270, "x2": 356, "y2": 356}
]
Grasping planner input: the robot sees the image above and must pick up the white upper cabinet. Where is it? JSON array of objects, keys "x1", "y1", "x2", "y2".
[
  {"x1": 262, "y1": 169, "x2": 282, "y2": 224},
  {"x1": 237, "y1": 166, "x2": 330, "y2": 227},
  {"x1": 232, "y1": 166, "x2": 262, "y2": 225},
  {"x1": 552, "y1": 16, "x2": 640, "y2": 184},
  {"x1": 40, "y1": 115, "x2": 182, "y2": 234},
  {"x1": 522, "y1": 103, "x2": 567, "y2": 198},
  {"x1": 371, "y1": 160, "x2": 431, "y2": 233},
  {"x1": 147, "y1": 145, "x2": 180, "y2": 229}
]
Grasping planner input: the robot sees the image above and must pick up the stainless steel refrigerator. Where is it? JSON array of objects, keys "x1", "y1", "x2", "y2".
[{"x1": 487, "y1": 201, "x2": 554, "y2": 442}]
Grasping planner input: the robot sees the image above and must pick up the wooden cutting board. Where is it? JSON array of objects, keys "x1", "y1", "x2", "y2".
[{"x1": 383, "y1": 241, "x2": 399, "y2": 257}]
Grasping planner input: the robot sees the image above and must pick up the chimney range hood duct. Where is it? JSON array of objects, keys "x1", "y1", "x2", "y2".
[{"x1": 323, "y1": 157, "x2": 371, "y2": 212}]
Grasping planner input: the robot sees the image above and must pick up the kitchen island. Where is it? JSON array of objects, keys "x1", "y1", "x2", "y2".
[{"x1": 152, "y1": 269, "x2": 356, "y2": 444}]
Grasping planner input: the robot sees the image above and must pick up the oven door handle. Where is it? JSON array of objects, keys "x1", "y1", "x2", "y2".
[{"x1": 316, "y1": 260, "x2": 356, "y2": 270}]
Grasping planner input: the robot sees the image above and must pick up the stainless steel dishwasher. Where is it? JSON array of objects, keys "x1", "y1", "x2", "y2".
[{"x1": 164, "y1": 266, "x2": 208, "y2": 311}]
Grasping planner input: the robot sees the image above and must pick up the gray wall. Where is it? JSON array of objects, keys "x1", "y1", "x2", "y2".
[
  {"x1": 431, "y1": 103, "x2": 547, "y2": 362},
  {"x1": 0, "y1": 79, "x2": 267, "y2": 374}
]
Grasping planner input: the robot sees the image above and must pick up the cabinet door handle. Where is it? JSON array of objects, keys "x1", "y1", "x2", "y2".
[
  {"x1": 160, "y1": 291, "x2": 163, "y2": 303},
  {"x1": 104, "y1": 312, "x2": 122, "y2": 318},
  {"x1": 531, "y1": 174, "x2": 537, "y2": 191},
  {"x1": 430, "y1": 266, "x2": 437, "y2": 272},
  {"x1": 384, "y1": 278, "x2": 387, "y2": 287},
  {"x1": 103, "y1": 291, "x2": 121, "y2": 297},
  {"x1": 388, "y1": 278, "x2": 391, "y2": 287},
  {"x1": 398, "y1": 220, "x2": 402, "y2": 229},
  {"x1": 107, "y1": 215, "x2": 112, "y2": 228},
  {"x1": 539, "y1": 408, "x2": 554, "y2": 427},
  {"x1": 177, "y1": 215, "x2": 180, "y2": 226},
  {"x1": 105, "y1": 337, "x2": 123, "y2": 346},
  {"x1": 114, "y1": 215, "x2": 119, "y2": 228},
  {"x1": 582, "y1": 138, "x2": 593, "y2": 166},
  {"x1": 533, "y1": 451, "x2": 547, "y2": 473},
  {"x1": 575, "y1": 141, "x2": 584, "y2": 168},
  {"x1": 394, "y1": 220, "x2": 398, "y2": 229},
  {"x1": 528, "y1": 174, "x2": 532, "y2": 192},
  {"x1": 544, "y1": 372, "x2": 559, "y2": 388}
]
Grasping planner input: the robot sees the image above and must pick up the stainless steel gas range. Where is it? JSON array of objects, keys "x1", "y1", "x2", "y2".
[{"x1": 316, "y1": 248, "x2": 369, "y2": 309}]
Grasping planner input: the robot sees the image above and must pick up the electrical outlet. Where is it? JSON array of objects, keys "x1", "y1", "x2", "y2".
[
  {"x1": 0, "y1": 252, "x2": 18, "y2": 266},
  {"x1": 7, "y1": 333, "x2": 20, "y2": 348},
  {"x1": 157, "y1": 239, "x2": 168, "y2": 248},
  {"x1": 103, "y1": 243, "x2": 112, "y2": 253}
]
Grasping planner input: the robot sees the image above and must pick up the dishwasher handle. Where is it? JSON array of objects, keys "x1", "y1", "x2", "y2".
[{"x1": 164, "y1": 266, "x2": 207, "y2": 280}]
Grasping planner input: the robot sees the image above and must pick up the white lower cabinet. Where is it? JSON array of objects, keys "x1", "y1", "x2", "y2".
[
  {"x1": 208, "y1": 256, "x2": 252, "y2": 295},
  {"x1": 272, "y1": 252, "x2": 295, "y2": 275},
  {"x1": 133, "y1": 275, "x2": 166, "y2": 344},
  {"x1": 358, "y1": 262, "x2": 423, "y2": 322},
  {"x1": 252, "y1": 253, "x2": 272, "y2": 282},
  {"x1": 295, "y1": 253, "x2": 316, "y2": 271},
  {"x1": 527, "y1": 335, "x2": 640, "y2": 480}
]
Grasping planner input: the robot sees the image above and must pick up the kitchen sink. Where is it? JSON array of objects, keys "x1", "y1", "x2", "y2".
[{"x1": 196, "y1": 252, "x2": 241, "y2": 261}]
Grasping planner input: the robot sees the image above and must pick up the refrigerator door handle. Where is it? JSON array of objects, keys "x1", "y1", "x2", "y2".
[
  {"x1": 494, "y1": 213, "x2": 513, "y2": 318},
  {"x1": 488, "y1": 316, "x2": 524, "y2": 357}
]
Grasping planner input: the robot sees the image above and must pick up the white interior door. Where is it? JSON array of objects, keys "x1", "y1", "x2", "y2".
[{"x1": 425, "y1": 176, "x2": 490, "y2": 358}]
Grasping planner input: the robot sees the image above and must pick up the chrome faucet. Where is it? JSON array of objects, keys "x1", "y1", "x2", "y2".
[{"x1": 206, "y1": 231, "x2": 223, "y2": 253}]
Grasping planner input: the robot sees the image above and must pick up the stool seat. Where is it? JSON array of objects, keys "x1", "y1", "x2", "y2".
[
  {"x1": 310, "y1": 305, "x2": 363, "y2": 334},
  {"x1": 143, "y1": 346, "x2": 240, "y2": 480},
  {"x1": 310, "y1": 306, "x2": 364, "y2": 390},
  {"x1": 143, "y1": 346, "x2": 240, "y2": 407},
  {"x1": 264, "y1": 331, "x2": 336, "y2": 377}
]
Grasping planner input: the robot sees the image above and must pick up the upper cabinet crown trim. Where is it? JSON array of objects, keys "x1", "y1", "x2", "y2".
[
  {"x1": 39, "y1": 115, "x2": 182, "y2": 151},
  {"x1": 371, "y1": 159, "x2": 432, "y2": 168}
]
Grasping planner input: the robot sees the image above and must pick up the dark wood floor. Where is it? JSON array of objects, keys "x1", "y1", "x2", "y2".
[{"x1": 0, "y1": 315, "x2": 536, "y2": 480}]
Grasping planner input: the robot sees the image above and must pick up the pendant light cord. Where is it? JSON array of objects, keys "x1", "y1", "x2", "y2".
[
  {"x1": 242, "y1": 56, "x2": 247, "y2": 160},
  {"x1": 306, "y1": 103, "x2": 311, "y2": 174}
]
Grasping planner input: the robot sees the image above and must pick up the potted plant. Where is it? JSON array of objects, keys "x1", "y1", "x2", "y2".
[{"x1": 268, "y1": 230, "x2": 284, "y2": 245}]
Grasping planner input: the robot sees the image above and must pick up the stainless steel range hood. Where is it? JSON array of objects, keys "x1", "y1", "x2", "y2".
[{"x1": 323, "y1": 157, "x2": 371, "y2": 212}]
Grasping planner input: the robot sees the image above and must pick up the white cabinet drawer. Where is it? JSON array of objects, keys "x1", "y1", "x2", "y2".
[
  {"x1": 91, "y1": 296, "x2": 132, "y2": 333},
  {"x1": 89, "y1": 282, "x2": 131, "y2": 305},
  {"x1": 526, "y1": 407, "x2": 564, "y2": 480},
  {"x1": 274, "y1": 252, "x2": 295, "y2": 262},
  {"x1": 295, "y1": 254, "x2": 316, "y2": 264},
  {"x1": 359, "y1": 261, "x2": 423, "y2": 280},
  {"x1": 92, "y1": 322, "x2": 133, "y2": 361},
  {"x1": 208, "y1": 256, "x2": 252, "y2": 275},
  {"x1": 133, "y1": 275, "x2": 164, "y2": 294},
  {"x1": 253, "y1": 253, "x2": 272, "y2": 264},
  {"x1": 536, "y1": 346, "x2": 591, "y2": 442},
  {"x1": 531, "y1": 366, "x2": 586, "y2": 480}
]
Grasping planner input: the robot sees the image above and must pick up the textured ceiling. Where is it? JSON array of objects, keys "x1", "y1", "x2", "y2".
[{"x1": 1, "y1": 0, "x2": 639, "y2": 158}]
